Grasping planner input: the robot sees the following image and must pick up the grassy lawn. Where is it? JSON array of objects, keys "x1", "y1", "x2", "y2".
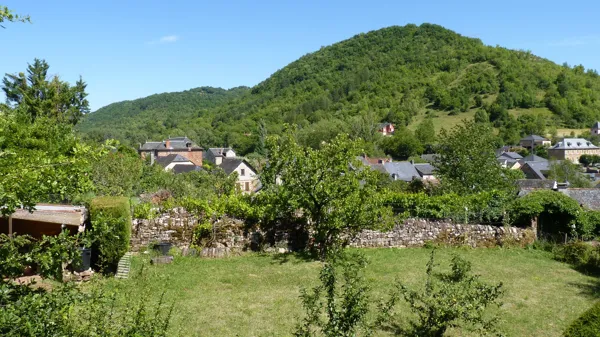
[{"x1": 97, "y1": 248, "x2": 598, "y2": 337}]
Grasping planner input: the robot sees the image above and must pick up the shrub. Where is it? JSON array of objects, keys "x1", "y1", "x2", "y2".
[
  {"x1": 387, "y1": 250, "x2": 504, "y2": 336},
  {"x1": 89, "y1": 196, "x2": 131, "y2": 273},
  {"x1": 509, "y1": 190, "x2": 582, "y2": 234},
  {"x1": 563, "y1": 301, "x2": 600, "y2": 337},
  {"x1": 556, "y1": 241, "x2": 593, "y2": 266},
  {"x1": 294, "y1": 251, "x2": 371, "y2": 337}
]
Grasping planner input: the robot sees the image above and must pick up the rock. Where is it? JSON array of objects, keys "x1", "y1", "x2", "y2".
[{"x1": 151, "y1": 256, "x2": 174, "y2": 264}]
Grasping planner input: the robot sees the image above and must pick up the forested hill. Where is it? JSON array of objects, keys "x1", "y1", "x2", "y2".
[
  {"x1": 79, "y1": 24, "x2": 600, "y2": 153},
  {"x1": 77, "y1": 86, "x2": 249, "y2": 145}
]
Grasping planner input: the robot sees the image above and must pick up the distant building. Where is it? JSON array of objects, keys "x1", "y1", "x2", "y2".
[
  {"x1": 547, "y1": 138, "x2": 600, "y2": 163},
  {"x1": 154, "y1": 154, "x2": 202, "y2": 174},
  {"x1": 219, "y1": 158, "x2": 259, "y2": 193},
  {"x1": 592, "y1": 121, "x2": 600, "y2": 136},
  {"x1": 139, "y1": 136, "x2": 203, "y2": 166},
  {"x1": 204, "y1": 148, "x2": 259, "y2": 193},
  {"x1": 519, "y1": 135, "x2": 551, "y2": 149},
  {"x1": 414, "y1": 163, "x2": 436, "y2": 181},
  {"x1": 204, "y1": 148, "x2": 237, "y2": 166},
  {"x1": 496, "y1": 152, "x2": 523, "y2": 169},
  {"x1": 377, "y1": 123, "x2": 395, "y2": 136}
]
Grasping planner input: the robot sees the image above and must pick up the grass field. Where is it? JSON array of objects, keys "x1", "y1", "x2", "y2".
[{"x1": 98, "y1": 248, "x2": 599, "y2": 337}]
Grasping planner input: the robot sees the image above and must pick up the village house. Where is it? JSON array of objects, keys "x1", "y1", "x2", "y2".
[
  {"x1": 547, "y1": 138, "x2": 600, "y2": 163},
  {"x1": 204, "y1": 148, "x2": 259, "y2": 193},
  {"x1": 155, "y1": 154, "x2": 202, "y2": 174},
  {"x1": 203, "y1": 147, "x2": 236, "y2": 165},
  {"x1": 496, "y1": 151, "x2": 523, "y2": 170},
  {"x1": 138, "y1": 136, "x2": 203, "y2": 166},
  {"x1": 592, "y1": 121, "x2": 600, "y2": 136},
  {"x1": 377, "y1": 122, "x2": 395, "y2": 136},
  {"x1": 519, "y1": 135, "x2": 551, "y2": 149}
]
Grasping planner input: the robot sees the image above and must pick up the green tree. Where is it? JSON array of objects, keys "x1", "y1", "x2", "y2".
[
  {"x1": 415, "y1": 118, "x2": 436, "y2": 145},
  {"x1": 547, "y1": 160, "x2": 592, "y2": 188},
  {"x1": 381, "y1": 127, "x2": 424, "y2": 160},
  {"x1": 473, "y1": 109, "x2": 489, "y2": 124},
  {"x1": 2, "y1": 59, "x2": 90, "y2": 125},
  {"x1": 261, "y1": 126, "x2": 391, "y2": 256},
  {"x1": 91, "y1": 141, "x2": 144, "y2": 196},
  {"x1": 392, "y1": 251, "x2": 504, "y2": 336},
  {"x1": 436, "y1": 120, "x2": 518, "y2": 194},
  {"x1": 0, "y1": 6, "x2": 30, "y2": 28}
]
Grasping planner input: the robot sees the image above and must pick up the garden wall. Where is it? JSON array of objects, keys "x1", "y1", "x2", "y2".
[
  {"x1": 350, "y1": 218, "x2": 535, "y2": 248},
  {"x1": 130, "y1": 209, "x2": 535, "y2": 252}
]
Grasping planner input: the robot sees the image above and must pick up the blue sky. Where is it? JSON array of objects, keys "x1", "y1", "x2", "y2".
[{"x1": 3, "y1": 0, "x2": 600, "y2": 111}]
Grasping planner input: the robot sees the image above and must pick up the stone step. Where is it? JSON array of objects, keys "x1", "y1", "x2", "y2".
[{"x1": 115, "y1": 252, "x2": 133, "y2": 279}]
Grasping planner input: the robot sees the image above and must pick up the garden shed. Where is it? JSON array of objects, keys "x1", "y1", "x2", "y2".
[{"x1": 0, "y1": 204, "x2": 87, "y2": 239}]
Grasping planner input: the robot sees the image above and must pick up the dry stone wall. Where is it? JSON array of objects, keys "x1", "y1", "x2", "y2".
[
  {"x1": 350, "y1": 218, "x2": 534, "y2": 248},
  {"x1": 130, "y1": 209, "x2": 534, "y2": 252}
]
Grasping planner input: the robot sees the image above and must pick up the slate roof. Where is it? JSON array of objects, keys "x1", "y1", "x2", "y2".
[
  {"x1": 550, "y1": 138, "x2": 598, "y2": 150},
  {"x1": 155, "y1": 154, "x2": 192, "y2": 168},
  {"x1": 559, "y1": 189, "x2": 600, "y2": 210},
  {"x1": 420, "y1": 154, "x2": 439, "y2": 163},
  {"x1": 218, "y1": 158, "x2": 257, "y2": 176},
  {"x1": 520, "y1": 161, "x2": 551, "y2": 180},
  {"x1": 522, "y1": 154, "x2": 548, "y2": 163},
  {"x1": 517, "y1": 179, "x2": 557, "y2": 190},
  {"x1": 383, "y1": 162, "x2": 421, "y2": 182},
  {"x1": 414, "y1": 163, "x2": 435, "y2": 176},
  {"x1": 593, "y1": 121, "x2": 600, "y2": 129},
  {"x1": 498, "y1": 152, "x2": 523, "y2": 160},
  {"x1": 521, "y1": 134, "x2": 548, "y2": 141},
  {"x1": 172, "y1": 164, "x2": 203, "y2": 174},
  {"x1": 207, "y1": 148, "x2": 234, "y2": 157},
  {"x1": 140, "y1": 136, "x2": 202, "y2": 151}
]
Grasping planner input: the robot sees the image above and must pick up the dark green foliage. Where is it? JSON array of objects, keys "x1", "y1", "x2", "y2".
[
  {"x1": 91, "y1": 142, "x2": 144, "y2": 196},
  {"x1": 294, "y1": 251, "x2": 371, "y2": 337},
  {"x1": 34, "y1": 230, "x2": 81, "y2": 281},
  {"x1": 548, "y1": 160, "x2": 593, "y2": 188},
  {"x1": 564, "y1": 301, "x2": 600, "y2": 337},
  {"x1": 390, "y1": 251, "x2": 504, "y2": 336},
  {"x1": 554, "y1": 241, "x2": 600, "y2": 274},
  {"x1": 435, "y1": 120, "x2": 519, "y2": 194},
  {"x1": 80, "y1": 24, "x2": 600, "y2": 155},
  {"x1": 2, "y1": 59, "x2": 90, "y2": 125},
  {"x1": 381, "y1": 127, "x2": 424, "y2": 160},
  {"x1": 0, "y1": 234, "x2": 34, "y2": 279},
  {"x1": 579, "y1": 154, "x2": 600, "y2": 167},
  {"x1": 509, "y1": 190, "x2": 593, "y2": 235},
  {"x1": 89, "y1": 196, "x2": 132, "y2": 273},
  {"x1": 77, "y1": 86, "x2": 249, "y2": 147},
  {"x1": 385, "y1": 190, "x2": 511, "y2": 224},
  {"x1": 261, "y1": 127, "x2": 392, "y2": 256}
]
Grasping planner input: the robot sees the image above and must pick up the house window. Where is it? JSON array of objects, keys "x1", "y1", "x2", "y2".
[
  {"x1": 240, "y1": 169, "x2": 245, "y2": 176},
  {"x1": 245, "y1": 182, "x2": 250, "y2": 191}
]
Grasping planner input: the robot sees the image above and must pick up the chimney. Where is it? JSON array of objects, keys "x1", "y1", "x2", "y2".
[
  {"x1": 165, "y1": 139, "x2": 171, "y2": 149},
  {"x1": 150, "y1": 151, "x2": 155, "y2": 166}
]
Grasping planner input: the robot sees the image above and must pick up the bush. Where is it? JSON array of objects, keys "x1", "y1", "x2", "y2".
[
  {"x1": 89, "y1": 196, "x2": 131, "y2": 273},
  {"x1": 554, "y1": 241, "x2": 600, "y2": 274},
  {"x1": 564, "y1": 301, "x2": 600, "y2": 337},
  {"x1": 386, "y1": 250, "x2": 504, "y2": 336}
]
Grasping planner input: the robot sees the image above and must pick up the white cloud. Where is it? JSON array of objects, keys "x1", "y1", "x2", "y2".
[
  {"x1": 548, "y1": 36, "x2": 599, "y2": 47},
  {"x1": 147, "y1": 35, "x2": 180, "y2": 45}
]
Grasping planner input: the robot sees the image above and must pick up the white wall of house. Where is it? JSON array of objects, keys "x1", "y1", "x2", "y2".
[{"x1": 232, "y1": 161, "x2": 258, "y2": 193}]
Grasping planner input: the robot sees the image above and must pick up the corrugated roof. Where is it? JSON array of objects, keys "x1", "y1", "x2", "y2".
[{"x1": 11, "y1": 205, "x2": 86, "y2": 227}]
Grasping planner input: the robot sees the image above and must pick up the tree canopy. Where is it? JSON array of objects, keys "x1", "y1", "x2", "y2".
[{"x1": 79, "y1": 24, "x2": 600, "y2": 155}]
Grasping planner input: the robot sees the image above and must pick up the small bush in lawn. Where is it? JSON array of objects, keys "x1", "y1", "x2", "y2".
[
  {"x1": 294, "y1": 250, "x2": 371, "y2": 337},
  {"x1": 386, "y1": 250, "x2": 504, "y2": 336},
  {"x1": 89, "y1": 196, "x2": 132, "y2": 274},
  {"x1": 557, "y1": 241, "x2": 593, "y2": 266},
  {"x1": 563, "y1": 301, "x2": 600, "y2": 337}
]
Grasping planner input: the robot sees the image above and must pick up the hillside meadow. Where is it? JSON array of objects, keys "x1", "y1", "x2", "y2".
[{"x1": 94, "y1": 248, "x2": 599, "y2": 337}]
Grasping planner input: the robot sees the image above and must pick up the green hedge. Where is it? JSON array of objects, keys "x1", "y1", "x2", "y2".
[
  {"x1": 564, "y1": 301, "x2": 600, "y2": 337},
  {"x1": 384, "y1": 190, "x2": 511, "y2": 224},
  {"x1": 89, "y1": 197, "x2": 131, "y2": 273}
]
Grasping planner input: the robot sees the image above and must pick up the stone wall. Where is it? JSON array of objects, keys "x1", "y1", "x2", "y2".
[
  {"x1": 131, "y1": 209, "x2": 534, "y2": 252},
  {"x1": 130, "y1": 208, "x2": 198, "y2": 251},
  {"x1": 350, "y1": 218, "x2": 534, "y2": 248}
]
